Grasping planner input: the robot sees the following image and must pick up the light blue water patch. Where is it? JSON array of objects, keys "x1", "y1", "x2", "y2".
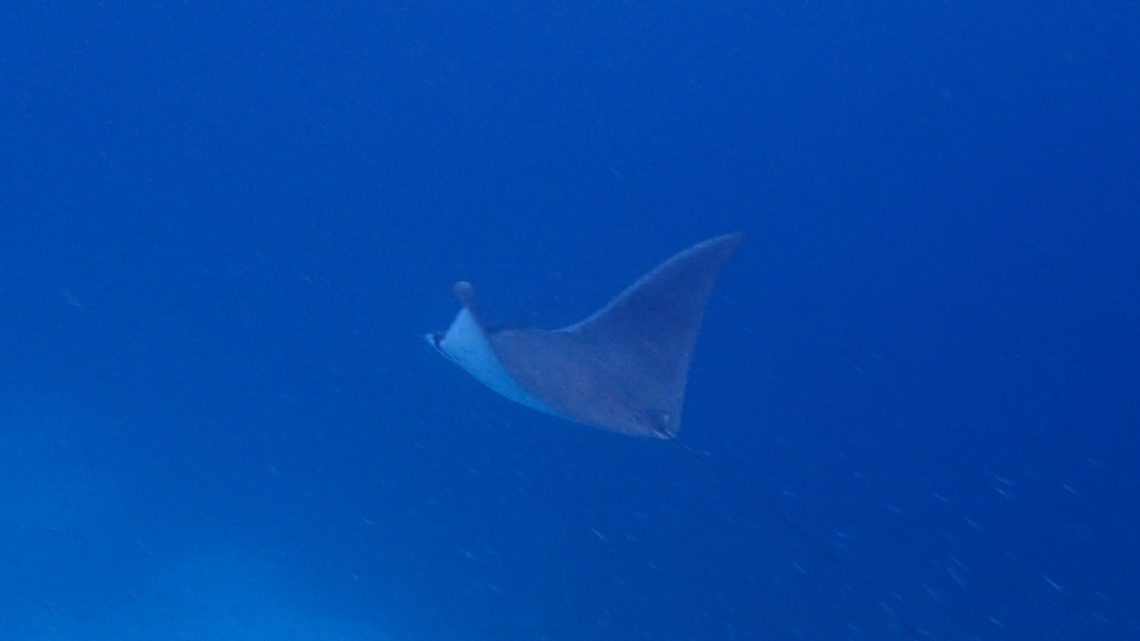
[{"x1": 12, "y1": 547, "x2": 392, "y2": 641}]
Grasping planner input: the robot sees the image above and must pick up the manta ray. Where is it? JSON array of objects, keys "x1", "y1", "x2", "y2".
[{"x1": 426, "y1": 232, "x2": 743, "y2": 437}]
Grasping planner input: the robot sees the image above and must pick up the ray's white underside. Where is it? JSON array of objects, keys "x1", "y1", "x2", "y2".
[{"x1": 434, "y1": 307, "x2": 560, "y2": 417}]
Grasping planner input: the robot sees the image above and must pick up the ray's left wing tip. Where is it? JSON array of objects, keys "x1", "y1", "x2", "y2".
[{"x1": 452, "y1": 280, "x2": 476, "y2": 307}]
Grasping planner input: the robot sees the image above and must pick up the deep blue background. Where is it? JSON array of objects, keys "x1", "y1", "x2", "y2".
[{"x1": 2, "y1": 2, "x2": 1138, "y2": 639}]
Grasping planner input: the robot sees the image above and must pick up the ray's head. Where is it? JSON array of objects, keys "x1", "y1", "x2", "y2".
[{"x1": 424, "y1": 330, "x2": 444, "y2": 352}]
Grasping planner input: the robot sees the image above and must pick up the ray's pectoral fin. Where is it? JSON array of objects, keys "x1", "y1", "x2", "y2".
[{"x1": 427, "y1": 233, "x2": 743, "y2": 438}]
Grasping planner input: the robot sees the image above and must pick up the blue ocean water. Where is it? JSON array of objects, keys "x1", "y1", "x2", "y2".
[{"x1": 2, "y1": 2, "x2": 1137, "y2": 639}]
